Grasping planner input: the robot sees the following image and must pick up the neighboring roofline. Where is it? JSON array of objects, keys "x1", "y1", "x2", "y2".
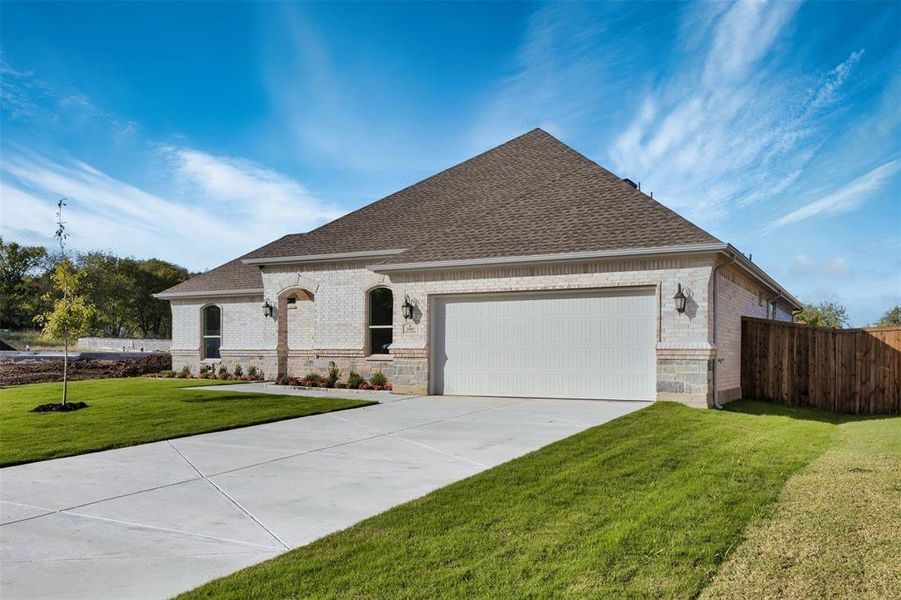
[
  {"x1": 723, "y1": 244, "x2": 802, "y2": 311},
  {"x1": 368, "y1": 243, "x2": 729, "y2": 272},
  {"x1": 242, "y1": 248, "x2": 407, "y2": 266},
  {"x1": 153, "y1": 288, "x2": 264, "y2": 300}
]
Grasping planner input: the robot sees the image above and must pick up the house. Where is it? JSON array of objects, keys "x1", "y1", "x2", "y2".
[{"x1": 155, "y1": 129, "x2": 800, "y2": 408}]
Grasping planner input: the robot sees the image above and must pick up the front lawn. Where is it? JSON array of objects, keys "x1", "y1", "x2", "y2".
[
  {"x1": 0, "y1": 378, "x2": 375, "y2": 467},
  {"x1": 702, "y1": 409, "x2": 900, "y2": 599},
  {"x1": 180, "y1": 401, "x2": 898, "y2": 599}
]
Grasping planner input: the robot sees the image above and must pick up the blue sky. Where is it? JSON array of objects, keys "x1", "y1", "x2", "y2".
[{"x1": 1, "y1": 1, "x2": 898, "y2": 325}]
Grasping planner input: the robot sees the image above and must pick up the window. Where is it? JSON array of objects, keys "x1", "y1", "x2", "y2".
[
  {"x1": 202, "y1": 305, "x2": 221, "y2": 359},
  {"x1": 368, "y1": 288, "x2": 393, "y2": 355}
]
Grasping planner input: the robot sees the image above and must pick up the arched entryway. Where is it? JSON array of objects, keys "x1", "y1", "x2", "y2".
[{"x1": 276, "y1": 288, "x2": 314, "y2": 376}]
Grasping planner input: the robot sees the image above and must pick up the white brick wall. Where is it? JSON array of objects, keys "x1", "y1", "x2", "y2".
[
  {"x1": 170, "y1": 294, "x2": 266, "y2": 353},
  {"x1": 715, "y1": 265, "x2": 793, "y2": 402},
  {"x1": 389, "y1": 256, "x2": 716, "y2": 354},
  {"x1": 169, "y1": 255, "x2": 732, "y2": 402}
]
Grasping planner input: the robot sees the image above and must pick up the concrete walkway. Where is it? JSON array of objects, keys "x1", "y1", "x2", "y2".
[{"x1": 1, "y1": 393, "x2": 647, "y2": 599}]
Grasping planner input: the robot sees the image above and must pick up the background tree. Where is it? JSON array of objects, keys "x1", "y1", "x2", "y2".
[
  {"x1": 795, "y1": 301, "x2": 850, "y2": 328},
  {"x1": 129, "y1": 258, "x2": 191, "y2": 337},
  {"x1": 0, "y1": 238, "x2": 50, "y2": 329},
  {"x1": 875, "y1": 305, "x2": 901, "y2": 326},
  {"x1": 78, "y1": 251, "x2": 138, "y2": 337}
]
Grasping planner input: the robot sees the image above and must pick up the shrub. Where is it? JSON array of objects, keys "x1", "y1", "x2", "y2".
[
  {"x1": 177, "y1": 365, "x2": 191, "y2": 379},
  {"x1": 301, "y1": 373, "x2": 324, "y2": 386},
  {"x1": 160, "y1": 370, "x2": 176, "y2": 378},
  {"x1": 370, "y1": 371, "x2": 387, "y2": 387},
  {"x1": 199, "y1": 364, "x2": 212, "y2": 376},
  {"x1": 275, "y1": 375, "x2": 288, "y2": 385},
  {"x1": 233, "y1": 364, "x2": 243, "y2": 377},
  {"x1": 347, "y1": 371, "x2": 364, "y2": 389},
  {"x1": 248, "y1": 366, "x2": 258, "y2": 378},
  {"x1": 335, "y1": 382, "x2": 347, "y2": 388},
  {"x1": 218, "y1": 365, "x2": 229, "y2": 378},
  {"x1": 327, "y1": 361, "x2": 340, "y2": 387},
  {"x1": 359, "y1": 381, "x2": 371, "y2": 390}
]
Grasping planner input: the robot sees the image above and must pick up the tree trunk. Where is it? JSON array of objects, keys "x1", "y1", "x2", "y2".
[{"x1": 62, "y1": 334, "x2": 68, "y2": 405}]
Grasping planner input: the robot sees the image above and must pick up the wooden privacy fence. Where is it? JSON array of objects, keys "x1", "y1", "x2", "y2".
[{"x1": 741, "y1": 317, "x2": 901, "y2": 415}]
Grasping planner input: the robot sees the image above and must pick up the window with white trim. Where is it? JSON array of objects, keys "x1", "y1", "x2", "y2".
[
  {"x1": 202, "y1": 305, "x2": 221, "y2": 359},
  {"x1": 368, "y1": 288, "x2": 393, "y2": 355}
]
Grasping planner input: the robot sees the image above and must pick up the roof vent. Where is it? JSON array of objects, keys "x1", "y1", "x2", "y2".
[{"x1": 622, "y1": 178, "x2": 638, "y2": 189}]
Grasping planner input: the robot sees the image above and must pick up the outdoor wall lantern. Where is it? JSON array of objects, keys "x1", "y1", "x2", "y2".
[
  {"x1": 401, "y1": 294, "x2": 415, "y2": 320},
  {"x1": 673, "y1": 284, "x2": 687, "y2": 314},
  {"x1": 262, "y1": 300, "x2": 274, "y2": 318}
]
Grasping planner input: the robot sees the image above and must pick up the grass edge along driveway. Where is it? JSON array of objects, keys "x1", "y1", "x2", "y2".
[
  {"x1": 0, "y1": 378, "x2": 375, "y2": 467},
  {"x1": 181, "y1": 401, "x2": 898, "y2": 599}
]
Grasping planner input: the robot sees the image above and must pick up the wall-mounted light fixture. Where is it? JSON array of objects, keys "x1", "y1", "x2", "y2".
[
  {"x1": 262, "y1": 300, "x2": 274, "y2": 318},
  {"x1": 673, "y1": 284, "x2": 687, "y2": 314},
  {"x1": 401, "y1": 294, "x2": 415, "y2": 320}
]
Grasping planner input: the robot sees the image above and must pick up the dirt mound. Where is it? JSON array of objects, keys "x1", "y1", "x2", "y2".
[{"x1": 0, "y1": 353, "x2": 172, "y2": 386}]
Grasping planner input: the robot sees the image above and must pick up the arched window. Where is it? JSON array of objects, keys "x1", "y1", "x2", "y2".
[
  {"x1": 202, "y1": 305, "x2": 221, "y2": 359},
  {"x1": 368, "y1": 288, "x2": 393, "y2": 355}
]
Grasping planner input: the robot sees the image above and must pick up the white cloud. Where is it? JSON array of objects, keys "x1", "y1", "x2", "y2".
[
  {"x1": 160, "y1": 146, "x2": 344, "y2": 228},
  {"x1": 790, "y1": 254, "x2": 853, "y2": 279},
  {"x1": 768, "y1": 159, "x2": 900, "y2": 229},
  {"x1": 806, "y1": 49, "x2": 865, "y2": 114},
  {"x1": 469, "y1": 3, "x2": 609, "y2": 148},
  {"x1": 789, "y1": 254, "x2": 817, "y2": 277},
  {"x1": 822, "y1": 257, "x2": 853, "y2": 278},
  {"x1": 604, "y1": 1, "x2": 870, "y2": 224},
  {"x1": 0, "y1": 146, "x2": 342, "y2": 271}
]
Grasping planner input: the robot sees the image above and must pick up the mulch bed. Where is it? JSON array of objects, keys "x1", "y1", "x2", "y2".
[
  {"x1": 31, "y1": 401, "x2": 89, "y2": 413},
  {"x1": 0, "y1": 353, "x2": 172, "y2": 386}
]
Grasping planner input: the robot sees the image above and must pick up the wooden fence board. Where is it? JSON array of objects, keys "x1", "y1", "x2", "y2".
[{"x1": 740, "y1": 317, "x2": 901, "y2": 415}]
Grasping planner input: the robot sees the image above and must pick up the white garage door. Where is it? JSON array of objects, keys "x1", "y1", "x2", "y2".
[{"x1": 432, "y1": 289, "x2": 657, "y2": 400}]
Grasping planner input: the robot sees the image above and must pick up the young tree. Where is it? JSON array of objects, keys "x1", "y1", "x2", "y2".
[
  {"x1": 32, "y1": 200, "x2": 97, "y2": 405},
  {"x1": 795, "y1": 301, "x2": 850, "y2": 328},
  {"x1": 876, "y1": 305, "x2": 901, "y2": 326}
]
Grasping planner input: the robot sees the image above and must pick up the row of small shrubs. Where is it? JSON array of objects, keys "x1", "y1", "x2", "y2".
[
  {"x1": 275, "y1": 362, "x2": 392, "y2": 391},
  {"x1": 148, "y1": 364, "x2": 264, "y2": 381}
]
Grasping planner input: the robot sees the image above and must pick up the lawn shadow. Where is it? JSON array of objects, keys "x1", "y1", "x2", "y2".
[{"x1": 725, "y1": 399, "x2": 899, "y2": 425}]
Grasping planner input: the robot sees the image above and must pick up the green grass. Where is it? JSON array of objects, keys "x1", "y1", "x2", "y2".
[
  {"x1": 179, "y1": 401, "x2": 900, "y2": 599},
  {"x1": 701, "y1": 411, "x2": 900, "y2": 599},
  {"x1": 0, "y1": 378, "x2": 375, "y2": 466}
]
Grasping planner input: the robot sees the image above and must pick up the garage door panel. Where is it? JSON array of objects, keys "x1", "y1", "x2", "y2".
[{"x1": 433, "y1": 289, "x2": 657, "y2": 401}]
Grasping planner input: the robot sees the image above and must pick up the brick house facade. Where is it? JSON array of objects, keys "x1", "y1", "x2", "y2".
[{"x1": 158, "y1": 130, "x2": 798, "y2": 408}]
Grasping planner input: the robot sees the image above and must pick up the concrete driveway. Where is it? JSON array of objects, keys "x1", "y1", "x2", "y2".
[{"x1": 1, "y1": 392, "x2": 646, "y2": 599}]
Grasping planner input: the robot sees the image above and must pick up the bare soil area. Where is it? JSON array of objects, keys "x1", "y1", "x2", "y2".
[{"x1": 0, "y1": 353, "x2": 171, "y2": 386}]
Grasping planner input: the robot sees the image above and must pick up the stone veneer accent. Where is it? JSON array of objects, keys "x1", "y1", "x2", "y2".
[{"x1": 167, "y1": 254, "x2": 793, "y2": 406}]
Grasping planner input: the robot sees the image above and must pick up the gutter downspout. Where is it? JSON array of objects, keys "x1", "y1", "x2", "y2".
[{"x1": 711, "y1": 252, "x2": 737, "y2": 410}]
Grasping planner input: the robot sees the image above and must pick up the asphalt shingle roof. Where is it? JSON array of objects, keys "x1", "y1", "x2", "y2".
[{"x1": 159, "y1": 129, "x2": 721, "y2": 295}]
